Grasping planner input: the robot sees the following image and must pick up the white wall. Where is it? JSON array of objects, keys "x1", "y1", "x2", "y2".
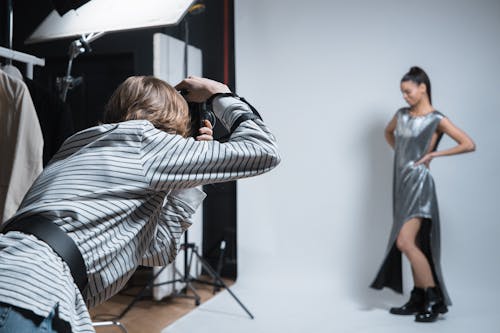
[{"x1": 234, "y1": 0, "x2": 500, "y2": 304}]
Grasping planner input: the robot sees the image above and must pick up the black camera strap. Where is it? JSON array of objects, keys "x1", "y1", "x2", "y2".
[
  {"x1": 230, "y1": 113, "x2": 259, "y2": 133},
  {"x1": 207, "y1": 92, "x2": 263, "y2": 134}
]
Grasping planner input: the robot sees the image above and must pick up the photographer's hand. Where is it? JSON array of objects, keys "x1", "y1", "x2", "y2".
[
  {"x1": 195, "y1": 120, "x2": 214, "y2": 141},
  {"x1": 175, "y1": 76, "x2": 231, "y2": 103}
]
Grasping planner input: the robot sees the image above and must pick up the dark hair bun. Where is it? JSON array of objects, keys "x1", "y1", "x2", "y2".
[{"x1": 409, "y1": 66, "x2": 424, "y2": 75}]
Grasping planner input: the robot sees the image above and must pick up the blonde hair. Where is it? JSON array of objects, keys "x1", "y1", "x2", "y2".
[{"x1": 103, "y1": 76, "x2": 190, "y2": 137}]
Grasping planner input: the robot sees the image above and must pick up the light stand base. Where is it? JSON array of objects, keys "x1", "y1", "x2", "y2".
[{"x1": 117, "y1": 241, "x2": 254, "y2": 320}]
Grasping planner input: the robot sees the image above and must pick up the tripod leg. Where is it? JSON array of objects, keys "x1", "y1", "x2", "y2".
[
  {"x1": 213, "y1": 241, "x2": 226, "y2": 293},
  {"x1": 187, "y1": 244, "x2": 198, "y2": 277},
  {"x1": 118, "y1": 266, "x2": 167, "y2": 319},
  {"x1": 184, "y1": 281, "x2": 201, "y2": 306},
  {"x1": 192, "y1": 251, "x2": 254, "y2": 319},
  {"x1": 173, "y1": 265, "x2": 201, "y2": 306}
]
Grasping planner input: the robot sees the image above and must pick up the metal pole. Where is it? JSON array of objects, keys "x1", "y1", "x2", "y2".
[
  {"x1": 7, "y1": 0, "x2": 13, "y2": 49},
  {"x1": 184, "y1": 17, "x2": 189, "y2": 78},
  {"x1": 7, "y1": 0, "x2": 13, "y2": 64},
  {"x1": 183, "y1": 17, "x2": 189, "y2": 281}
]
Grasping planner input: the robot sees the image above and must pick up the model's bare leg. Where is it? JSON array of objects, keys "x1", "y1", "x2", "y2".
[
  {"x1": 393, "y1": 217, "x2": 448, "y2": 321},
  {"x1": 396, "y1": 218, "x2": 435, "y2": 288}
]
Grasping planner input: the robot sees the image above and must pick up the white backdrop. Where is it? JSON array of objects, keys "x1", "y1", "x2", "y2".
[
  {"x1": 235, "y1": 0, "x2": 500, "y2": 298},
  {"x1": 166, "y1": 0, "x2": 500, "y2": 332}
]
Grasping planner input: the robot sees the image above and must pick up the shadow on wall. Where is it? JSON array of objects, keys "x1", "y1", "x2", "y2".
[{"x1": 349, "y1": 113, "x2": 405, "y2": 310}]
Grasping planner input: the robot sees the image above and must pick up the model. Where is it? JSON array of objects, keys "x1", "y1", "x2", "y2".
[{"x1": 371, "y1": 66, "x2": 475, "y2": 322}]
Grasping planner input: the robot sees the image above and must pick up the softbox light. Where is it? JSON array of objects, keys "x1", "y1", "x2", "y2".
[{"x1": 26, "y1": 0, "x2": 195, "y2": 44}]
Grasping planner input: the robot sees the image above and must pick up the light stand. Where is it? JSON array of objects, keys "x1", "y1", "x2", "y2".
[
  {"x1": 153, "y1": 11, "x2": 254, "y2": 319},
  {"x1": 117, "y1": 3, "x2": 254, "y2": 320},
  {"x1": 57, "y1": 32, "x2": 105, "y2": 102}
]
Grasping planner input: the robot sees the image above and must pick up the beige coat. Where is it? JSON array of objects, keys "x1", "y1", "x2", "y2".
[{"x1": 0, "y1": 69, "x2": 43, "y2": 223}]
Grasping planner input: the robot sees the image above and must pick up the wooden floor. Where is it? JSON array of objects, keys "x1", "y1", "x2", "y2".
[{"x1": 89, "y1": 276, "x2": 234, "y2": 333}]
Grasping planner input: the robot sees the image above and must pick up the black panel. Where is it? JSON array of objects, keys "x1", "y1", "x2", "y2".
[
  {"x1": 39, "y1": 53, "x2": 135, "y2": 131},
  {"x1": 203, "y1": 182, "x2": 237, "y2": 278},
  {"x1": 51, "y1": 0, "x2": 90, "y2": 15}
]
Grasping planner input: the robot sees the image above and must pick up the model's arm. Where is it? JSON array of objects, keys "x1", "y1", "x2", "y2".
[
  {"x1": 415, "y1": 117, "x2": 476, "y2": 165},
  {"x1": 384, "y1": 115, "x2": 397, "y2": 149}
]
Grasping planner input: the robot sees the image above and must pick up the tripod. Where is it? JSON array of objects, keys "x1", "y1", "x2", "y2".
[{"x1": 117, "y1": 230, "x2": 254, "y2": 319}]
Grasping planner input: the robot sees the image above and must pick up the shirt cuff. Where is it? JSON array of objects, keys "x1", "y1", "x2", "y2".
[
  {"x1": 168, "y1": 187, "x2": 207, "y2": 212},
  {"x1": 211, "y1": 96, "x2": 254, "y2": 131}
]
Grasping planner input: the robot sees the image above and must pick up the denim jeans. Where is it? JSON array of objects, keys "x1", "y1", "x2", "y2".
[{"x1": 0, "y1": 303, "x2": 63, "y2": 333}]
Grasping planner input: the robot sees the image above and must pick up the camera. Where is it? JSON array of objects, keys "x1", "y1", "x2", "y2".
[
  {"x1": 187, "y1": 101, "x2": 216, "y2": 137},
  {"x1": 179, "y1": 89, "x2": 216, "y2": 137}
]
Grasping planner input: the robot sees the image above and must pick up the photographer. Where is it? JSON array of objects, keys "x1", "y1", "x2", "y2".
[{"x1": 0, "y1": 76, "x2": 280, "y2": 332}]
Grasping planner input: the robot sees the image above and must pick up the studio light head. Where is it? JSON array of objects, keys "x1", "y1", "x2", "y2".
[
  {"x1": 26, "y1": 0, "x2": 196, "y2": 101},
  {"x1": 27, "y1": 0, "x2": 196, "y2": 44}
]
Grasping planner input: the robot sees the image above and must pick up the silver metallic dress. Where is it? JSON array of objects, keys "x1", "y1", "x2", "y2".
[{"x1": 371, "y1": 107, "x2": 451, "y2": 306}]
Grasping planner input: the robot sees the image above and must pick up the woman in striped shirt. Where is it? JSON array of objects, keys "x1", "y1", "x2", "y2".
[{"x1": 0, "y1": 76, "x2": 280, "y2": 332}]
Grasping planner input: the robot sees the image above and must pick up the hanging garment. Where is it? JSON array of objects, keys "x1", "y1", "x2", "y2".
[
  {"x1": 0, "y1": 69, "x2": 43, "y2": 223},
  {"x1": 25, "y1": 78, "x2": 75, "y2": 165},
  {"x1": 2, "y1": 64, "x2": 23, "y2": 81},
  {"x1": 371, "y1": 108, "x2": 451, "y2": 306}
]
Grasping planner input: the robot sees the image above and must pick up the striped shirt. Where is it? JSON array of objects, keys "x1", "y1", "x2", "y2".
[{"x1": 0, "y1": 96, "x2": 280, "y2": 332}]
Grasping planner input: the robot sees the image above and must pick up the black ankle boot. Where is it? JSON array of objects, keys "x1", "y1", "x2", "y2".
[
  {"x1": 415, "y1": 287, "x2": 448, "y2": 322},
  {"x1": 389, "y1": 287, "x2": 425, "y2": 315}
]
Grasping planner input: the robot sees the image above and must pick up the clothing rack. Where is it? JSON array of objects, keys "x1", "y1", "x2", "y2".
[
  {"x1": 0, "y1": 46, "x2": 45, "y2": 79},
  {"x1": 1, "y1": 0, "x2": 45, "y2": 79}
]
